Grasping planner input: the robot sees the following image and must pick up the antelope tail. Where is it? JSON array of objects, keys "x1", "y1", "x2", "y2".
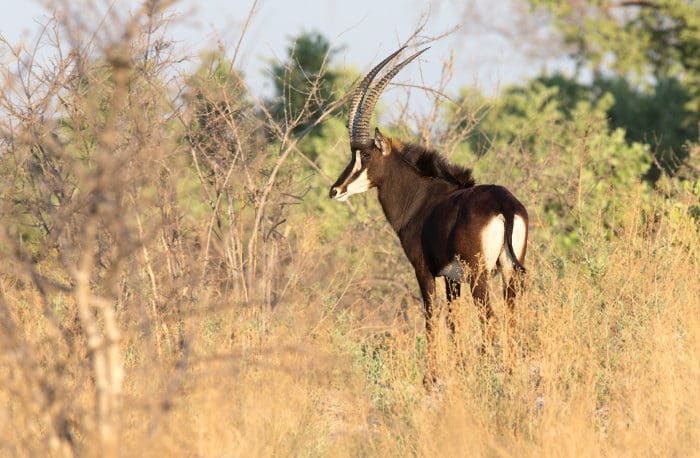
[{"x1": 504, "y1": 213, "x2": 526, "y2": 274}]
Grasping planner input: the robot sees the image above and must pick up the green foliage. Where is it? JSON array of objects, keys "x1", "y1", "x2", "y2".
[
  {"x1": 532, "y1": 74, "x2": 697, "y2": 180},
  {"x1": 528, "y1": 0, "x2": 700, "y2": 82},
  {"x1": 268, "y1": 31, "x2": 344, "y2": 147},
  {"x1": 303, "y1": 116, "x2": 356, "y2": 234},
  {"x1": 526, "y1": 0, "x2": 700, "y2": 175},
  {"x1": 597, "y1": 77, "x2": 697, "y2": 180}
]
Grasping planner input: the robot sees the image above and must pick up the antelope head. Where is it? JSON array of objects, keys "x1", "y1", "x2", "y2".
[{"x1": 329, "y1": 47, "x2": 428, "y2": 202}]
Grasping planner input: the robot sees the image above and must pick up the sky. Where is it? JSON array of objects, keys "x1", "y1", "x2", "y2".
[{"x1": 1, "y1": 0, "x2": 568, "y2": 117}]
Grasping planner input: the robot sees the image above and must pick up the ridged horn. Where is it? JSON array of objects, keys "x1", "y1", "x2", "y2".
[
  {"x1": 354, "y1": 47, "x2": 429, "y2": 144},
  {"x1": 347, "y1": 46, "x2": 406, "y2": 142}
]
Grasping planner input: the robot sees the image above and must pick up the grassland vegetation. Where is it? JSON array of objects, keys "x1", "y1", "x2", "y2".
[{"x1": 0, "y1": 1, "x2": 698, "y2": 456}]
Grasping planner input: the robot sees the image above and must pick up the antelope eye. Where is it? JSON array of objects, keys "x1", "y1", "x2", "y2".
[{"x1": 360, "y1": 151, "x2": 371, "y2": 161}]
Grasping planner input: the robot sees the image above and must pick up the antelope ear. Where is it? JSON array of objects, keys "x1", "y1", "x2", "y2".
[{"x1": 374, "y1": 128, "x2": 388, "y2": 155}]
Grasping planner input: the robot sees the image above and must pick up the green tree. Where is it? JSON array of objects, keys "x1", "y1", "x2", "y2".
[
  {"x1": 526, "y1": 0, "x2": 700, "y2": 177},
  {"x1": 268, "y1": 31, "x2": 343, "y2": 146},
  {"x1": 597, "y1": 76, "x2": 696, "y2": 180},
  {"x1": 185, "y1": 51, "x2": 256, "y2": 158},
  {"x1": 528, "y1": 0, "x2": 700, "y2": 84},
  {"x1": 527, "y1": 74, "x2": 696, "y2": 180}
]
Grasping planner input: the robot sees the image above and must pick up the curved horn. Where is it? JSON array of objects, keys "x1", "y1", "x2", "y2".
[
  {"x1": 347, "y1": 46, "x2": 406, "y2": 142},
  {"x1": 354, "y1": 47, "x2": 429, "y2": 144}
]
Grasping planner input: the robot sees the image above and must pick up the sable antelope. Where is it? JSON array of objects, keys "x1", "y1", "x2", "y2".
[{"x1": 329, "y1": 47, "x2": 529, "y2": 384}]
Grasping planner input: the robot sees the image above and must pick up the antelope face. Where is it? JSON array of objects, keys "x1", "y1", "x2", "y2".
[
  {"x1": 329, "y1": 129, "x2": 390, "y2": 201},
  {"x1": 329, "y1": 46, "x2": 425, "y2": 201}
]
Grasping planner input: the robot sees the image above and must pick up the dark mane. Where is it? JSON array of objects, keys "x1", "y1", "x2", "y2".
[{"x1": 397, "y1": 142, "x2": 475, "y2": 188}]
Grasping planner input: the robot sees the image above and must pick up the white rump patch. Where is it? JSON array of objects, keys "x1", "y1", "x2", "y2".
[{"x1": 481, "y1": 214, "x2": 505, "y2": 270}]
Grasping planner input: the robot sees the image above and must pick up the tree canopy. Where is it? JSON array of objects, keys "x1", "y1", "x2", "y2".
[{"x1": 526, "y1": 0, "x2": 700, "y2": 177}]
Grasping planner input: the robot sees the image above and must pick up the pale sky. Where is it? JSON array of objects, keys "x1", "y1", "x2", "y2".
[{"x1": 1, "y1": 0, "x2": 567, "y2": 116}]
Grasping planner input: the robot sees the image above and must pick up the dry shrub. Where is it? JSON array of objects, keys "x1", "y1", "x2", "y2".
[{"x1": 0, "y1": 2, "x2": 698, "y2": 457}]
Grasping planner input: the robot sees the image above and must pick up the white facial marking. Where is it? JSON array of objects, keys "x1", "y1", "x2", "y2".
[
  {"x1": 333, "y1": 150, "x2": 371, "y2": 201},
  {"x1": 351, "y1": 150, "x2": 362, "y2": 173},
  {"x1": 481, "y1": 214, "x2": 505, "y2": 271},
  {"x1": 344, "y1": 169, "x2": 371, "y2": 197}
]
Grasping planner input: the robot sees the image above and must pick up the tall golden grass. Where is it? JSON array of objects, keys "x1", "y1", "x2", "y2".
[
  {"x1": 129, "y1": 197, "x2": 699, "y2": 457},
  {"x1": 0, "y1": 3, "x2": 698, "y2": 456}
]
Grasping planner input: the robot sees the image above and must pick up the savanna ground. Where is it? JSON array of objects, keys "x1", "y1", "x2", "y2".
[{"x1": 1, "y1": 1, "x2": 699, "y2": 456}]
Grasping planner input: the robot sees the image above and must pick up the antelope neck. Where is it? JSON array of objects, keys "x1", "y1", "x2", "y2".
[{"x1": 376, "y1": 158, "x2": 454, "y2": 234}]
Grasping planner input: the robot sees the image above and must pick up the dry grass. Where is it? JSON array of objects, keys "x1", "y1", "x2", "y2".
[
  {"x1": 7, "y1": 199, "x2": 697, "y2": 457},
  {"x1": 0, "y1": 2, "x2": 698, "y2": 457}
]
